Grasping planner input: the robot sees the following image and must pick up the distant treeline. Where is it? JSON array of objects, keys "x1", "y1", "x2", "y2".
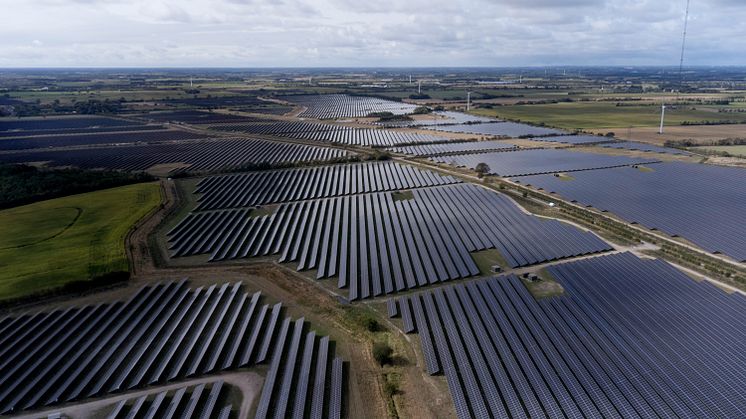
[{"x1": 0, "y1": 164, "x2": 154, "y2": 209}]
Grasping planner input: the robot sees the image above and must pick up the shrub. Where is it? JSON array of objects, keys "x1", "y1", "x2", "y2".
[{"x1": 372, "y1": 342, "x2": 393, "y2": 366}]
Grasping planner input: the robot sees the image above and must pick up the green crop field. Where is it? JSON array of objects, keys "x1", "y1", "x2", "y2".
[
  {"x1": 0, "y1": 182, "x2": 160, "y2": 301},
  {"x1": 472, "y1": 102, "x2": 746, "y2": 130}
]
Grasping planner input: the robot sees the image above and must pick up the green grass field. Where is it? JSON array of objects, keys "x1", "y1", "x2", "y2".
[
  {"x1": 695, "y1": 145, "x2": 746, "y2": 157},
  {"x1": 472, "y1": 102, "x2": 746, "y2": 130},
  {"x1": 0, "y1": 182, "x2": 160, "y2": 301}
]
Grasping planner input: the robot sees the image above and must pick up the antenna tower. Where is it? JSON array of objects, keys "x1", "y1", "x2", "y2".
[{"x1": 678, "y1": 0, "x2": 691, "y2": 91}]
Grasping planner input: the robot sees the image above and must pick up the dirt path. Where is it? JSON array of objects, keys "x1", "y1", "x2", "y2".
[{"x1": 11, "y1": 371, "x2": 263, "y2": 419}]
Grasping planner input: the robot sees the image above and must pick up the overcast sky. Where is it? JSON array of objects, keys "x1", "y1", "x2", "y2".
[{"x1": 0, "y1": 0, "x2": 744, "y2": 67}]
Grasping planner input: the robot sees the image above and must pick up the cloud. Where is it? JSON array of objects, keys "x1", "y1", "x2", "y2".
[{"x1": 0, "y1": 0, "x2": 743, "y2": 66}]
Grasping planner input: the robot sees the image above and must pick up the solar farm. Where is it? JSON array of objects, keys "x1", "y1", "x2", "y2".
[
  {"x1": 0, "y1": 281, "x2": 343, "y2": 418},
  {"x1": 514, "y1": 162, "x2": 746, "y2": 261},
  {"x1": 389, "y1": 252, "x2": 746, "y2": 418},
  {"x1": 210, "y1": 120, "x2": 454, "y2": 147},
  {"x1": 430, "y1": 121, "x2": 565, "y2": 137},
  {"x1": 2, "y1": 74, "x2": 745, "y2": 419},
  {"x1": 430, "y1": 148, "x2": 660, "y2": 176},
  {"x1": 285, "y1": 94, "x2": 420, "y2": 119}
]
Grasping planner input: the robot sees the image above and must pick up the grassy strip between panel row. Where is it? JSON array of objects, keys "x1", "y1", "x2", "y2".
[{"x1": 0, "y1": 182, "x2": 161, "y2": 304}]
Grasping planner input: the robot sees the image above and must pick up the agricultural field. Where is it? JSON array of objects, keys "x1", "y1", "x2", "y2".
[
  {"x1": 0, "y1": 182, "x2": 159, "y2": 301},
  {"x1": 472, "y1": 102, "x2": 746, "y2": 131}
]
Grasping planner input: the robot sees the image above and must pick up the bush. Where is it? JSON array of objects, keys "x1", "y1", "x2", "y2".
[
  {"x1": 412, "y1": 106, "x2": 431, "y2": 114},
  {"x1": 362, "y1": 317, "x2": 383, "y2": 332},
  {"x1": 372, "y1": 342, "x2": 393, "y2": 366},
  {"x1": 383, "y1": 379, "x2": 399, "y2": 397}
]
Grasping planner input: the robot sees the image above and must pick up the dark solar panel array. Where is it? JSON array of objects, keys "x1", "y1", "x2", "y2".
[
  {"x1": 0, "y1": 281, "x2": 344, "y2": 416},
  {"x1": 285, "y1": 94, "x2": 419, "y2": 119},
  {"x1": 0, "y1": 124, "x2": 162, "y2": 138},
  {"x1": 212, "y1": 120, "x2": 452, "y2": 147},
  {"x1": 105, "y1": 381, "x2": 231, "y2": 419},
  {"x1": 211, "y1": 120, "x2": 340, "y2": 135},
  {"x1": 0, "y1": 129, "x2": 208, "y2": 151},
  {"x1": 431, "y1": 148, "x2": 660, "y2": 176},
  {"x1": 528, "y1": 135, "x2": 615, "y2": 145},
  {"x1": 387, "y1": 140, "x2": 518, "y2": 157},
  {"x1": 194, "y1": 161, "x2": 460, "y2": 210},
  {"x1": 430, "y1": 122, "x2": 565, "y2": 137},
  {"x1": 0, "y1": 138, "x2": 351, "y2": 174},
  {"x1": 0, "y1": 116, "x2": 143, "y2": 132},
  {"x1": 514, "y1": 162, "x2": 746, "y2": 261},
  {"x1": 600, "y1": 141, "x2": 692, "y2": 155},
  {"x1": 169, "y1": 184, "x2": 610, "y2": 300},
  {"x1": 131, "y1": 110, "x2": 261, "y2": 125},
  {"x1": 392, "y1": 252, "x2": 746, "y2": 419}
]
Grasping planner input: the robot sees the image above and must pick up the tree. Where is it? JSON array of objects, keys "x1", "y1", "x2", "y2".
[{"x1": 474, "y1": 162, "x2": 491, "y2": 178}]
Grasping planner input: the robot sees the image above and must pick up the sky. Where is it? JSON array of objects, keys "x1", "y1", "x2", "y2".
[{"x1": 0, "y1": 0, "x2": 744, "y2": 67}]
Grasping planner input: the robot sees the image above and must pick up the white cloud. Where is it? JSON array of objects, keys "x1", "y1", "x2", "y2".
[{"x1": 0, "y1": 0, "x2": 743, "y2": 66}]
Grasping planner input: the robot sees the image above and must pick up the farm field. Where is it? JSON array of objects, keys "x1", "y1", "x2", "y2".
[
  {"x1": 590, "y1": 123, "x2": 746, "y2": 145},
  {"x1": 0, "y1": 182, "x2": 160, "y2": 301},
  {"x1": 472, "y1": 102, "x2": 746, "y2": 131}
]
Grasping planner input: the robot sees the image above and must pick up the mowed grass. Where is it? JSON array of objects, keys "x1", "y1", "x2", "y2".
[
  {"x1": 0, "y1": 182, "x2": 160, "y2": 301},
  {"x1": 472, "y1": 102, "x2": 746, "y2": 130},
  {"x1": 695, "y1": 145, "x2": 746, "y2": 157}
]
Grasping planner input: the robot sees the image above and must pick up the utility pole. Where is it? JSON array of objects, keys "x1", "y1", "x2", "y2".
[{"x1": 659, "y1": 104, "x2": 666, "y2": 134}]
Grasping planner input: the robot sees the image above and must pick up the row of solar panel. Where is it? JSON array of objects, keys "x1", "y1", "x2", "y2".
[
  {"x1": 391, "y1": 252, "x2": 746, "y2": 419},
  {"x1": 514, "y1": 162, "x2": 746, "y2": 261},
  {"x1": 254, "y1": 319, "x2": 344, "y2": 419},
  {"x1": 285, "y1": 94, "x2": 419, "y2": 119},
  {"x1": 430, "y1": 148, "x2": 660, "y2": 177},
  {"x1": 0, "y1": 129, "x2": 208, "y2": 151},
  {"x1": 387, "y1": 140, "x2": 518, "y2": 157},
  {"x1": 0, "y1": 281, "x2": 344, "y2": 417},
  {"x1": 211, "y1": 120, "x2": 452, "y2": 147},
  {"x1": 376, "y1": 111, "x2": 497, "y2": 127},
  {"x1": 168, "y1": 184, "x2": 611, "y2": 300},
  {"x1": 429, "y1": 121, "x2": 564, "y2": 137},
  {"x1": 210, "y1": 120, "x2": 342, "y2": 135},
  {"x1": 0, "y1": 116, "x2": 143, "y2": 132},
  {"x1": 194, "y1": 161, "x2": 460, "y2": 210},
  {"x1": 106, "y1": 381, "x2": 231, "y2": 419},
  {"x1": 0, "y1": 138, "x2": 351, "y2": 174},
  {"x1": 0, "y1": 124, "x2": 163, "y2": 139},
  {"x1": 130, "y1": 110, "x2": 261, "y2": 125}
]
